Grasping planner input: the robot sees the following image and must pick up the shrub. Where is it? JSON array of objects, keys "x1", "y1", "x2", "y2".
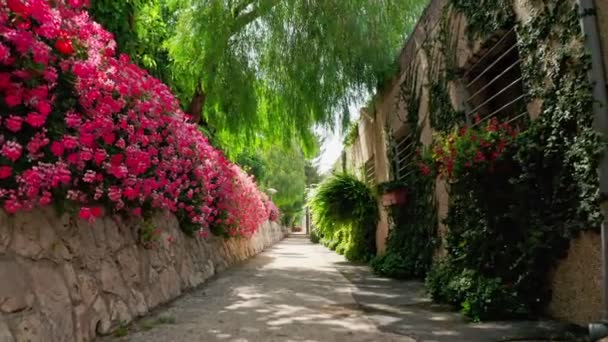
[
  {"x1": 426, "y1": 264, "x2": 526, "y2": 321},
  {"x1": 371, "y1": 253, "x2": 413, "y2": 279},
  {"x1": 0, "y1": 0, "x2": 268, "y2": 237},
  {"x1": 422, "y1": 115, "x2": 601, "y2": 319},
  {"x1": 309, "y1": 229, "x2": 320, "y2": 243},
  {"x1": 308, "y1": 173, "x2": 378, "y2": 262}
]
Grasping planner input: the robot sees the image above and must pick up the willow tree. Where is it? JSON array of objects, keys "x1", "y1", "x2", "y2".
[{"x1": 167, "y1": 0, "x2": 426, "y2": 149}]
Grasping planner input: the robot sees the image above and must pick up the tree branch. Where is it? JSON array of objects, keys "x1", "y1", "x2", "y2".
[
  {"x1": 232, "y1": 0, "x2": 256, "y2": 17},
  {"x1": 231, "y1": 0, "x2": 278, "y2": 34}
]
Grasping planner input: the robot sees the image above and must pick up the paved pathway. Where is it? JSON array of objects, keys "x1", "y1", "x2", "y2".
[{"x1": 107, "y1": 237, "x2": 585, "y2": 342}]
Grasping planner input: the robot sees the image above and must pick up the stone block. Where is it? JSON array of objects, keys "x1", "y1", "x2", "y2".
[
  {"x1": 9, "y1": 313, "x2": 50, "y2": 342},
  {"x1": 128, "y1": 289, "x2": 148, "y2": 316},
  {"x1": 109, "y1": 299, "x2": 132, "y2": 326},
  {"x1": 63, "y1": 263, "x2": 81, "y2": 303},
  {"x1": 0, "y1": 317, "x2": 14, "y2": 342},
  {"x1": 159, "y1": 267, "x2": 181, "y2": 302},
  {"x1": 28, "y1": 263, "x2": 73, "y2": 342},
  {"x1": 100, "y1": 260, "x2": 130, "y2": 301},
  {"x1": 10, "y1": 213, "x2": 44, "y2": 259},
  {"x1": 77, "y1": 272, "x2": 99, "y2": 307},
  {"x1": 73, "y1": 304, "x2": 94, "y2": 342},
  {"x1": 0, "y1": 212, "x2": 10, "y2": 254},
  {"x1": 116, "y1": 247, "x2": 141, "y2": 286},
  {"x1": 104, "y1": 218, "x2": 124, "y2": 252},
  {"x1": 0, "y1": 260, "x2": 35, "y2": 313},
  {"x1": 91, "y1": 297, "x2": 111, "y2": 335}
]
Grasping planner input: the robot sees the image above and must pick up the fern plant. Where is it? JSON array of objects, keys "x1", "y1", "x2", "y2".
[{"x1": 308, "y1": 173, "x2": 378, "y2": 262}]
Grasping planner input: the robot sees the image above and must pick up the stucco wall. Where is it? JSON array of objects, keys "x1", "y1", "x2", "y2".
[
  {"x1": 0, "y1": 208, "x2": 285, "y2": 342},
  {"x1": 548, "y1": 231, "x2": 602, "y2": 325},
  {"x1": 596, "y1": 0, "x2": 608, "y2": 82}
]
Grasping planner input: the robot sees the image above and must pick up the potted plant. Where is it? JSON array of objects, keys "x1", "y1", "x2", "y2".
[{"x1": 377, "y1": 181, "x2": 408, "y2": 206}]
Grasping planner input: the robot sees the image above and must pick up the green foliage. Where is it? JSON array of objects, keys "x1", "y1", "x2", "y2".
[
  {"x1": 91, "y1": 0, "x2": 428, "y2": 154},
  {"x1": 236, "y1": 151, "x2": 267, "y2": 183},
  {"x1": 262, "y1": 148, "x2": 307, "y2": 210},
  {"x1": 309, "y1": 229, "x2": 321, "y2": 244},
  {"x1": 426, "y1": 264, "x2": 526, "y2": 321},
  {"x1": 425, "y1": 0, "x2": 603, "y2": 321},
  {"x1": 235, "y1": 146, "x2": 311, "y2": 228},
  {"x1": 450, "y1": 0, "x2": 515, "y2": 40},
  {"x1": 371, "y1": 165, "x2": 437, "y2": 279},
  {"x1": 376, "y1": 180, "x2": 408, "y2": 195},
  {"x1": 428, "y1": 79, "x2": 464, "y2": 133},
  {"x1": 166, "y1": 0, "x2": 428, "y2": 148},
  {"x1": 308, "y1": 173, "x2": 379, "y2": 262},
  {"x1": 112, "y1": 322, "x2": 130, "y2": 338},
  {"x1": 89, "y1": 0, "x2": 172, "y2": 82},
  {"x1": 372, "y1": 55, "x2": 437, "y2": 279}
]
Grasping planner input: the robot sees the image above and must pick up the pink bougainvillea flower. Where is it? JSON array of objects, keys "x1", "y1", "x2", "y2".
[
  {"x1": 25, "y1": 112, "x2": 46, "y2": 127},
  {"x1": 0, "y1": 166, "x2": 12, "y2": 179},
  {"x1": 0, "y1": 1, "x2": 271, "y2": 238},
  {"x1": 79, "y1": 207, "x2": 92, "y2": 220},
  {"x1": 7, "y1": 0, "x2": 30, "y2": 16},
  {"x1": 50, "y1": 141, "x2": 65, "y2": 157},
  {"x1": 90, "y1": 206, "x2": 102, "y2": 218},
  {"x1": 1, "y1": 141, "x2": 22, "y2": 161},
  {"x1": 5, "y1": 115, "x2": 23, "y2": 132},
  {"x1": 55, "y1": 36, "x2": 74, "y2": 55}
]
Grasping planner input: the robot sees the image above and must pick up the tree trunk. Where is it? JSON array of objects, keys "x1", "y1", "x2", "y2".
[{"x1": 186, "y1": 84, "x2": 206, "y2": 125}]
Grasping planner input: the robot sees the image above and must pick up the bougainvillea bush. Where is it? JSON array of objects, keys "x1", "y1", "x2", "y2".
[
  {"x1": 0, "y1": 0, "x2": 275, "y2": 238},
  {"x1": 423, "y1": 117, "x2": 519, "y2": 180},
  {"x1": 265, "y1": 200, "x2": 279, "y2": 222}
]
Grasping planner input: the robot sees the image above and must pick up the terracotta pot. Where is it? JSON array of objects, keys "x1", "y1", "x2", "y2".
[{"x1": 381, "y1": 188, "x2": 407, "y2": 206}]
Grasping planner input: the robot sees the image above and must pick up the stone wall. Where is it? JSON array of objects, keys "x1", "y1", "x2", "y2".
[{"x1": 0, "y1": 208, "x2": 285, "y2": 342}]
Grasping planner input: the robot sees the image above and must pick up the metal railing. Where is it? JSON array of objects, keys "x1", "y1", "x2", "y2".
[
  {"x1": 463, "y1": 27, "x2": 527, "y2": 126},
  {"x1": 394, "y1": 135, "x2": 415, "y2": 181},
  {"x1": 364, "y1": 156, "x2": 375, "y2": 185}
]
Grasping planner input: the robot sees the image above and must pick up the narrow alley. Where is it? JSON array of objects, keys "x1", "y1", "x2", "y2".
[{"x1": 109, "y1": 237, "x2": 581, "y2": 342}]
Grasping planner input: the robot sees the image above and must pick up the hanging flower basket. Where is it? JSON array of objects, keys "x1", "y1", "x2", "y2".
[{"x1": 381, "y1": 187, "x2": 407, "y2": 206}]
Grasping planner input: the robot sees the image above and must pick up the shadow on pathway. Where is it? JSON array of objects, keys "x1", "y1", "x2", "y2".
[
  {"x1": 105, "y1": 237, "x2": 587, "y2": 342},
  {"x1": 333, "y1": 259, "x2": 587, "y2": 341}
]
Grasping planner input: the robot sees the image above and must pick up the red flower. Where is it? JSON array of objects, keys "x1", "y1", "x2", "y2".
[
  {"x1": 7, "y1": 0, "x2": 30, "y2": 16},
  {"x1": 55, "y1": 36, "x2": 74, "y2": 55},
  {"x1": 79, "y1": 207, "x2": 92, "y2": 220},
  {"x1": 419, "y1": 163, "x2": 432, "y2": 176},
  {"x1": 90, "y1": 206, "x2": 102, "y2": 218},
  {"x1": 474, "y1": 151, "x2": 486, "y2": 163},
  {"x1": 0, "y1": 166, "x2": 12, "y2": 179},
  {"x1": 110, "y1": 153, "x2": 124, "y2": 166},
  {"x1": 50, "y1": 141, "x2": 65, "y2": 157}
]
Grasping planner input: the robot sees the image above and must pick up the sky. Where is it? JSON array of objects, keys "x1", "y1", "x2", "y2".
[
  {"x1": 315, "y1": 127, "x2": 342, "y2": 175},
  {"x1": 315, "y1": 102, "x2": 363, "y2": 174}
]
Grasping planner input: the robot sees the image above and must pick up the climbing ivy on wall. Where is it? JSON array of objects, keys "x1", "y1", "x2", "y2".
[
  {"x1": 371, "y1": 71, "x2": 438, "y2": 279},
  {"x1": 424, "y1": 0, "x2": 604, "y2": 321},
  {"x1": 451, "y1": 0, "x2": 515, "y2": 40},
  {"x1": 428, "y1": 5, "x2": 466, "y2": 133},
  {"x1": 428, "y1": 79, "x2": 464, "y2": 133}
]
